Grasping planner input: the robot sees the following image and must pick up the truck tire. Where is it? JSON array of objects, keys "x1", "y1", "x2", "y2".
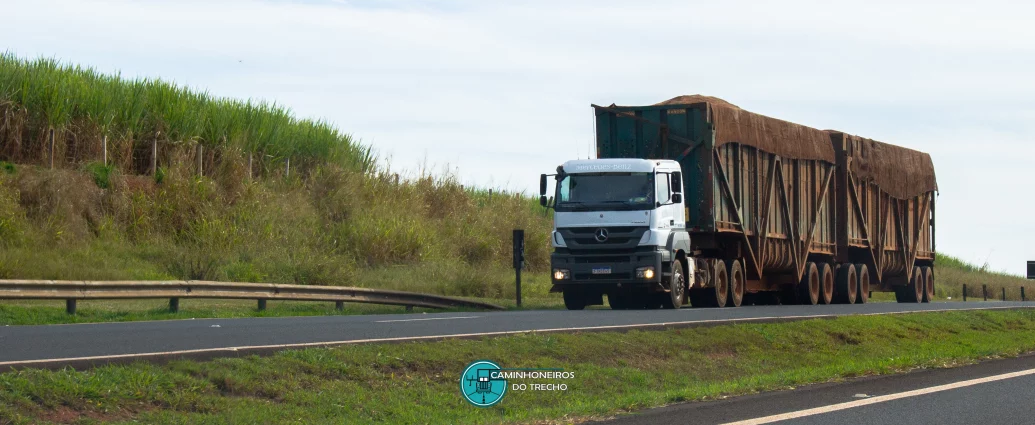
[
  {"x1": 834, "y1": 263, "x2": 858, "y2": 304},
  {"x1": 819, "y1": 263, "x2": 834, "y2": 305},
  {"x1": 712, "y1": 259, "x2": 729, "y2": 308},
  {"x1": 726, "y1": 259, "x2": 744, "y2": 307},
  {"x1": 563, "y1": 291, "x2": 586, "y2": 310},
  {"x1": 608, "y1": 293, "x2": 627, "y2": 310},
  {"x1": 922, "y1": 266, "x2": 934, "y2": 303},
  {"x1": 895, "y1": 267, "x2": 923, "y2": 303},
  {"x1": 798, "y1": 262, "x2": 820, "y2": 305},
  {"x1": 661, "y1": 260, "x2": 685, "y2": 309},
  {"x1": 855, "y1": 264, "x2": 870, "y2": 304}
]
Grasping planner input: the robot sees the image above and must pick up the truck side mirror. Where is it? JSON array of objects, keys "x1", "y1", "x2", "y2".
[
  {"x1": 671, "y1": 172, "x2": 682, "y2": 192},
  {"x1": 539, "y1": 174, "x2": 547, "y2": 197},
  {"x1": 671, "y1": 193, "x2": 682, "y2": 204}
]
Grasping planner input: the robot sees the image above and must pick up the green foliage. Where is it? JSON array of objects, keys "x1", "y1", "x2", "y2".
[
  {"x1": 0, "y1": 161, "x2": 15, "y2": 174},
  {"x1": 0, "y1": 52, "x2": 375, "y2": 172},
  {"x1": 83, "y1": 161, "x2": 115, "y2": 189},
  {"x1": 154, "y1": 166, "x2": 166, "y2": 185},
  {"x1": 3, "y1": 310, "x2": 1035, "y2": 424}
]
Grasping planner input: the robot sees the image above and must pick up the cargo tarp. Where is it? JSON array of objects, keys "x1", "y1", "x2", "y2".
[
  {"x1": 834, "y1": 132, "x2": 939, "y2": 200},
  {"x1": 654, "y1": 95, "x2": 836, "y2": 163}
]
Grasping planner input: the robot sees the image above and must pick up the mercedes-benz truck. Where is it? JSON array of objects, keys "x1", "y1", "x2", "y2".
[{"x1": 541, "y1": 95, "x2": 937, "y2": 310}]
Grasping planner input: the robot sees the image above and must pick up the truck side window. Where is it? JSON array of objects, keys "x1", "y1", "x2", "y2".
[
  {"x1": 671, "y1": 172, "x2": 682, "y2": 193},
  {"x1": 656, "y1": 172, "x2": 670, "y2": 203}
]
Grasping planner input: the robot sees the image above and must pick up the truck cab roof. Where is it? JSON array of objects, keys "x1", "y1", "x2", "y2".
[{"x1": 561, "y1": 158, "x2": 680, "y2": 174}]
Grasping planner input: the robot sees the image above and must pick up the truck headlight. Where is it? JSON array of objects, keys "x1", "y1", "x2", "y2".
[
  {"x1": 636, "y1": 267, "x2": 656, "y2": 280},
  {"x1": 553, "y1": 269, "x2": 571, "y2": 280}
]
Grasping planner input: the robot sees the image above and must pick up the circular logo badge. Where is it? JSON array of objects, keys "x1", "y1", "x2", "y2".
[{"x1": 460, "y1": 360, "x2": 507, "y2": 407}]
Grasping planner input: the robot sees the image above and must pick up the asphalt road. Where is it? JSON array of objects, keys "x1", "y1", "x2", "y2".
[
  {"x1": 593, "y1": 351, "x2": 1035, "y2": 425},
  {"x1": 0, "y1": 301, "x2": 1029, "y2": 368}
]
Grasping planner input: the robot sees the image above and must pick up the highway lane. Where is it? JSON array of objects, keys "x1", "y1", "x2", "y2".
[
  {"x1": 0, "y1": 301, "x2": 1029, "y2": 368},
  {"x1": 594, "y1": 351, "x2": 1035, "y2": 425}
]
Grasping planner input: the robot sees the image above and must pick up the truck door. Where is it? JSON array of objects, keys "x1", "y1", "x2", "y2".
[{"x1": 656, "y1": 172, "x2": 674, "y2": 229}]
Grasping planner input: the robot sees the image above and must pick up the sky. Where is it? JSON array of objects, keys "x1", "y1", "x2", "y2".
[{"x1": 3, "y1": 0, "x2": 1034, "y2": 275}]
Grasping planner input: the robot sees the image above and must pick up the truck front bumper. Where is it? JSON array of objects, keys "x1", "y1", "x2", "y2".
[{"x1": 549, "y1": 247, "x2": 668, "y2": 292}]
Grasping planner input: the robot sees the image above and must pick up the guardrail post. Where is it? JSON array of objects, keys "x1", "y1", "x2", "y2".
[
  {"x1": 65, "y1": 299, "x2": 76, "y2": 315},
  {"x1": 405, "y1": 305, "x2": 413, "y2": 312},
  {"x1": 257, "y1": 299, "x2": 267, "y2": 311},
  {"x1": 335, "y1": 301, "x2": 344, "y2": 311},
  {"x1": 963, "y1": 284, "x2": 967, "y2": 301},
  {"x1": 1002, "y1": 287, "x2": 1006, "y2": 301},
  {"x1": 982, "y1": 284, "x2": 987, "y2": 301},
  {"x1": 169, "y1": 298, "x2": 179, "y2": 313},
  {"x1": 513, "y1": 229, "x2": 524, "y2": 308}
]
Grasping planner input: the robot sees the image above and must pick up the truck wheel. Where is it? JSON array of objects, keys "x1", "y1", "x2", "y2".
[
  {"x1": 712, "y1": 260, "x2": 729, "y2": 308},
  {"x1": 797, "y1": 262, "x2": 820, "y2": 305},
  {"x1": 726, "y1": 259, "x2": 744, "y2": 307},
  {"x1": 819, "y1": 263, "x2": 834, "y2": 305},
  {"x1": 855, "y1": 264, "x2": 870, "y2": 304},
  {"x1": 895, "y1": 267, "x2": 923, "y2": 303},
  {"x1": 661, "y1": 260, "x2": 685, "y2": 309},
  {"x1": 834, "y1": 263, "x2": 858, "y2": 304},
  {"x1": 607, "y1": 293, "x2": 627, "y2": 310},
  {"x1": 922, "y1": 266, "x2": 934, "y2": 303},
  {"x1": 563, "y1": 291, "x2": 586, "y2": 310}
]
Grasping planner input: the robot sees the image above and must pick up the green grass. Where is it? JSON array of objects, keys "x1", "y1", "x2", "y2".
[{"x1": 2, "y1": 309, "x2": 1035, "y2": 424}]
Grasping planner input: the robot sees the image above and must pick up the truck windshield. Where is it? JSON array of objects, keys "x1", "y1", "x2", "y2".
[{"x1": 555, "y1": 172, "x2": 654, "y2": 211}]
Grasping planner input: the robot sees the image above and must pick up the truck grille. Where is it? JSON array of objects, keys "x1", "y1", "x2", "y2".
[{"x1": 557, "y1": 227, "x2": 649, "y2": 251}]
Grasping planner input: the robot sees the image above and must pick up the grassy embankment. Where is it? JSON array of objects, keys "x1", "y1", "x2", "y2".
[
  {"x1": 0, "y1": 54, "x2": 1030, "y2": 325},
  {"x1": 0, "y1": 54, "x2": 556, "y2": 317},
  {"x1": 1, "y1": 309, "x2": 1035, "y2": 424}
]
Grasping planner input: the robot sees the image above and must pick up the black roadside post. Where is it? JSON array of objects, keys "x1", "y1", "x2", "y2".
[
  {"x1": 169, "y1": 297, "x2": 180, "y2": 313},
  {"x1": 983, "y1": 284, "x2": 988, "y2": 301},
  {"x1": 1023, "y1": 287, "x2": 1026, "y2": 302},
  {"x1": 963, "y1": 284, "x2": 967, "y2": 302},
  {"x1": 1002, "y1": 287, "x2": 1006, "y2": 301},
  {"x1": 66, "y1": 299, "x2": 77, "y2": 315},
  {"x1": 513, "y1": 229, "x2": 525, "y2": 308}
]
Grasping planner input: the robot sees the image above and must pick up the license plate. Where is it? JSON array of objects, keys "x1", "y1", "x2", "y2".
[{"x1": 591, "y1": 267, "x2": 612, "y2": 275}]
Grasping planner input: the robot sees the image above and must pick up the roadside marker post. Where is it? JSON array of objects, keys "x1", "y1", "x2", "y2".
[
  {"x1": 963, "y1": 284, "x2": 967, "y2": 302},
  {"x1": 983, "y1": 285, "x2": 988, "y2": 301},
  {"x1": 513, "y1": 229, "x2": 525, "y2": 308}
]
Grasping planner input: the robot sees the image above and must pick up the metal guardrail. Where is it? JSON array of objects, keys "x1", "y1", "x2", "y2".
[{"x1": 0, "y1": 280, "x2": 505, "y2": 314}]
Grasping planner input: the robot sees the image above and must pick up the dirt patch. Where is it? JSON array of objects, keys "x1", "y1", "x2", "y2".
[{"x1": 39, "y1": 404, "x2": 142, "y2": 424}]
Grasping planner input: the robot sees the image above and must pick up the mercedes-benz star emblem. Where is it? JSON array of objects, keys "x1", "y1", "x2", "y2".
[{"x1": 594, "y1": 228, "x2": 609, "y2": 242}]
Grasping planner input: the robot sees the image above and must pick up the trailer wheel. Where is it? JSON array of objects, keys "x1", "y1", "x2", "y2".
[
  {"x1": 895, "y1": 267, "x2": 923, "y2": 303},
  {"x1": 855, "y1": 264, "x2": 870, "y2": 304},
  {"x1": 834, "y1": 263, "x2": 858, "y2": 304},
  {"x1": 922, "y1": 266, "x2": 934, "y2": 303},
  {"x1": 727, "y1": 259, "x2": 744, "y2": 307},
  {"x1": 712, "y1": 260, "x2": 729, "y2": 308},
  {"x1": 661, "y1": 260, "x2": 685, "y2": 309},
  {"x1": 797, "y1": 262, "x2": 820, "y2": 305},
  {"x1": 819, "y1": 263, "x2": 834, "y2": 305},
  {"x1": 563, "y1": 291, "x2": 586, "y2": 310}
]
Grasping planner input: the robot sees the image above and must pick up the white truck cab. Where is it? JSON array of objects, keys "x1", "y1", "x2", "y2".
[{"x1": 540, "y1": 158, "x2": 695, "y2": 310}]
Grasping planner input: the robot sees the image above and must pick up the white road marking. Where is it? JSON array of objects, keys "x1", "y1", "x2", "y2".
[
  {"x1": 721, "y1": 367, "x2": 1035, "y2": 425},
  {"x1": 375, "y1": 316, "x2": 481, "y2": 323},
  {"x1": 0, "y1": 305, "x2": 1030, "y2": 368}
]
